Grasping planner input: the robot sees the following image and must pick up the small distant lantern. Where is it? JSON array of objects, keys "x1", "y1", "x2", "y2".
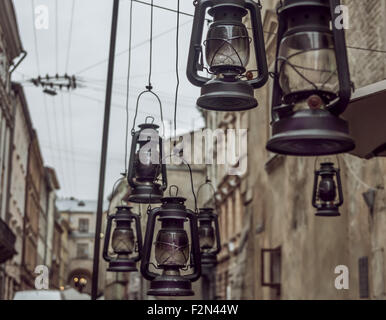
[
  {"x1": 127, "y1": 116, "x2": 167, "y2": 203},
  {"x1": 266, "y1": 0, "x2": 355, "y2": 156},
  {"x1": 140, "y1": 190, "x2": 201, "y2": 296},
  {"x1": 312, "y1": 162, "x2": 343, "y2": 217},
  {"x1": 198, "y1": 208, "x2": 221, "y2": 267},
  {"x1": 187, "y1": 0, "x2": 268, "y2": 111},
  {"x1": 103, "y1": 206, "x2": 142, "y2": 272},
  {"x1": 196, "y1": 180, "x2": 221, "y2": 267}
]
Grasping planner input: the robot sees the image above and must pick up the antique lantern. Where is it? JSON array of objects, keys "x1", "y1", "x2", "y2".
[
  {"x1": 198, "y1": 208, "x2": 221, "y2": 267},
  {"x1": 140, "y1": 191, "x2": 201, "y2": 296},
  {"x1": 187, "y1": 0, "x2": 268, "y2": 111},
  {"x1": 196, "y1": 180, "x2": 221, "y2": 267},
  {"x1": 127, "y1": 117, "x2": 167, "y2": 203},
  {"x1": 103, "y1": 206, "x2": 143, "y2": 272},
  {"x1": 312, "y1": 162, "x2": 343, "y2": 217},
  {"x1": 266, "y1": 0, "x2": 355, "y2": 156}
]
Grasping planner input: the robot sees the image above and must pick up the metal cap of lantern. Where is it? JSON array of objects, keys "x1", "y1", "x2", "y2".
[
  {"x1": 127, "y1": 116, "x2": 167, "y2": 204},
  {"x1": 197, "y1": 180, "x2": 221, "y2": 268},
  {"x1": 187, "y1": 0, "x2": 268, "y2": 111},
  {"x1": 140, "y1": 186, "x2": 201, "y2": 296},
  {"x1": 266, "y1": 0, "x2": 355, "y2": 156},
  {"x1": 312, "y1": 160, "x2": 343, "y2": 217},
  {"x1": 103, "y1": 206, "x2": 143, "y2": 272}
]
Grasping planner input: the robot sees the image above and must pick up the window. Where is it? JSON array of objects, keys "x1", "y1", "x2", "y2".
[
  {"x1": 78, "y1": 218, "x2": 89, "y2": 233},
  {"x1": 76, "y1": 243, "x2": 89, "y2": 259},
  {"x1": 358, "y1": 256, "x2": 369, "y2": 299},
  {"x1": 261, "y1": 247, "x2": 281, "y2": 299}
]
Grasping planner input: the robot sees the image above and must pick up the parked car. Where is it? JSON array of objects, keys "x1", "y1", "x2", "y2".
[
  {"x1": 13, "y1": 288, "x2": 91, "y2": 300},
  {"x1": 13, "y1": 290, "x2": 64, "y2": 300}
]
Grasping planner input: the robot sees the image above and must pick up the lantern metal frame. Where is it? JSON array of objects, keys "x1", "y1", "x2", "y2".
[
  {"x1": 187, "y1": 0, "x2": 268, "y2": 111},
  {"x1": 127, "y1": 117, "x2": 167, "y2": 204},
  {"x1": 103, "y1": 206, "x2": 143, "y2": 272},
  {"x1": 312, "y1": 161, "x2": 344, "y2": 217},
  {"x1": 266, "y1": 0, "x2": 355, "y2": 156},
  {"x1": 140, "y1": 192, "x2": 202, "y2": 297}
]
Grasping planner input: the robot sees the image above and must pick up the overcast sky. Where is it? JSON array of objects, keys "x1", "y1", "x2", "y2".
[{"x1": 12, "y1": 0, "x2": 205, "y2": 200}]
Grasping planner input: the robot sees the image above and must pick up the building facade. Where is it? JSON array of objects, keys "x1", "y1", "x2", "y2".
[
  {"x1": 57, "y1": 198, "x2": 107, "y2": 295},
  {"x1": 0, "y1": 0, "x2": 24, "y2": 299},
  {"x1": 20, "y1": 131, "x2": 45, "y2": 290},
  {"x1": 202, "y1": 0, "x2": 386, "y2": 300}
]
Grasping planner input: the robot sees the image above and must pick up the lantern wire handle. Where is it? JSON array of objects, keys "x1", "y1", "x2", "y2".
[
  {"x1": 108, "y1": 176, "x2": 126, "y2": 217},
  {"x1": 157, "y1": 153, "x2": 198, "y2": 213},
  {"x1": 196, "y1": 178, "x2": 216, "y2": 208}
]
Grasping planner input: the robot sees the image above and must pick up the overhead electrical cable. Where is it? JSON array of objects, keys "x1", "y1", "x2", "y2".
[
  {"x1": 65, "y1": 0, "x2": 76, "y2": 72},
  {"x1": 75, "y1": 19, "x2": 192, "y2": 75},
  {"x1": 31, "y1": 0, "x2": 41, "y2": 74}
]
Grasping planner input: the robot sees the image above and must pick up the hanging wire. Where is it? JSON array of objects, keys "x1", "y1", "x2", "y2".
[
  {"x1": 124, "y1": 0, "x2": 134, "y2": 176},
  {"x1": 55, "y1": 0, "x2": 59, "y2": 73},
  {"x1": 147, "y1": 0, "x2": 154, "y2": 89},
  {"x1": 130, "y1": 0, "x2": 165, "y2": 137},
  {"x1": 173, "y1": 0, "x2": 180, "y2": 143},
  {"x1": 163, "y1": 154, "x2": 198, "y2": 213}
]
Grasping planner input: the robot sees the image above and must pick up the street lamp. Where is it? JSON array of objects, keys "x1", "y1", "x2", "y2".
[
  {"x1": 102, "y1": 206, "x2": 142, "y2": 272},
  {"x1": 198, "y1": 208, "x2": 221, "y2": 267},
  {"x1": 266, "y1": 0, "x2": 355, "y2": 156},
  {"x1": 187, "y1": 0, "x2": 268, "y2": 111},
  {"x1": 127, "y1": 117, "x2": 167, "y2": 203},
  {"x1": 140, "y1": 190, "x2": 201, "y2": 296},
  {"x1": 312, "y1": 161, "x2": 343, "y2": 217}
]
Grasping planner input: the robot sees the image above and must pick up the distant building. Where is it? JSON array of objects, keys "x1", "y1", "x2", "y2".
[
  {"x1": 0, "y1": 0, "x2": 24, "y2": 299},
  {"x1": 20, "y1": 131, "x2": 45, "y2": 290},
  {"x1": 57, "y1": 198, "x2": 107, "y2": 296}
]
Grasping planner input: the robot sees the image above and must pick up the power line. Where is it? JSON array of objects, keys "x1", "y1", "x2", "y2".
[
  {"x1": 50, "y1": 96, "x2": 67, "y2": 194},
  {"x1": 74, "y1": 19, "x2": 191, "y2": 75},
  {"x1": 31, "y1": 0, "x2": 41, "y2": 74},
  {"x1": 79, "y1": 80, "x2": 197, "y2": 109},
  {"x1": 60, "y1": 92, "x2": 74, "y2": 196},
  {"x1": 71, "y1": 91, "x2": 202, "y2": 127},
  {"x1": 67, "y1": 92, "x2": 79, "y2": 195},
  {"x1": 65, "y1": 0, "x2": 76, "y2": 72},
  {"x1": 131, "y1": 0, "x2": 210, "y2": 21},
  {"x1": 42, "y1": 93, "x2": 54, "y2": 164}
]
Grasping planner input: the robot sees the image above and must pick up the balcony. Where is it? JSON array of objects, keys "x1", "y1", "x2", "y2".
[{"x1": 0, "y1": 218, "x2": 17, "y2": 263}]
